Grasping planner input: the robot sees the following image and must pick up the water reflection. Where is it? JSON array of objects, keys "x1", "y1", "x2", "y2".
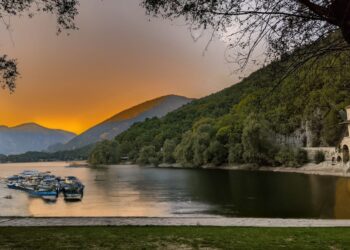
[
  {"x1": 28, "y1": 165, "x2": 171, "y2": 217},
  {"x1": 334, "y1": 178, "x2": 350, "y2": 219},
  {"x1": 1, "y1": 162, "x2": 350, "y2": 218}
]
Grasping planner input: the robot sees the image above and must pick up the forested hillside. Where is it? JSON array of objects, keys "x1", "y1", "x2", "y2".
[
  {"x1": 89, "y1": 36, "x2": 350, "y2": 167},
  {"x1": 49, "y1": 95, "x2": 191, "y2": 152},
  {"x1": 0, "y1": 145, "x2": 93, "y2": 163}
]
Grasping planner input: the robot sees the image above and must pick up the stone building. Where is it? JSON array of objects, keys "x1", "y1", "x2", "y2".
[
  {"x1": 303, "y1": 106, "x2": 350, "y2": 165},
  {"x1": 337, "y1": 105, "x2": 350, "y2": 163}
]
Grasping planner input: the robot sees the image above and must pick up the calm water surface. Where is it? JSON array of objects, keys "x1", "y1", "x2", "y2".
[{"x1": 1, "y1": 162, "x2": 350, "y2": 218}]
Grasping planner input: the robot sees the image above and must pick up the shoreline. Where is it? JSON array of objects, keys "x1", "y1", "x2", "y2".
[
  {"x1": 1, "y1": 161, "x2": 349, "y2": 178},
  {"x1": 1, "y1": 217, "x2": 350, "y2": 227},
  {"x1": 156, "y1": 162, "x2": 350, "y2": 178}
]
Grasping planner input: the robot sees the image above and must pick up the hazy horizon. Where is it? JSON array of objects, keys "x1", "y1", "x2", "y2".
[
  {"x1": 1, "y1": 94, "x2": 193, "y2": 134},
  {"x1": 0, "y1": 0, "x2": 251, "y2": 134}
]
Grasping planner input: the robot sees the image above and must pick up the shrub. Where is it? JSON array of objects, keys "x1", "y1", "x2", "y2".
[
  {"x1": 275, "y1": 147, "x2": 299, "y2": 168},
  {"x1": 296, "y1": 149, "x2": 308, "y2": 165},
  {"x1": 206, "y1": 140, "x2": 228, "y2": 166},
  {"x1": 162, "y1": 139, "x2": 177, "y2": 163},
  {"x1": 228, "y1": 143, "x2": 244, "y2": 164},
  {"x1": 242, "y1": 115, "x2": 278, "y2": 166},
  {"x1": 275, "y1": 148, "x2": 309, "y2": 168},
  {"x1": 137, "y1": 145, "x2": 157, "y2": 165},
  {"x1": 149, "y1": 154, "x2": 161, "y2": 167},
  {"x1": 314, "y1": 151, "x2": 325, "y2": 164}
]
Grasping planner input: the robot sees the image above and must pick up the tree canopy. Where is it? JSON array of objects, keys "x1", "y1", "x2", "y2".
[
  {"x1": 0, "y1": 0, "x2": 79, "y2": 92},
  {"x1": 142, "y1": 0, "x2": 350, "y2": 70}
]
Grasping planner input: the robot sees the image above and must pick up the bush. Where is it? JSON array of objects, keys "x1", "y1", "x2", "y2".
[
  {"x1": 275, "y1": 147, "x2": 308, "y2": 168},
  {"x1": 149, "y1": 154, "x2": 161, "y2": 167},
  {"x1": 275, "y1": 147, "x2": 299, "y2": 168},
  {"x1": 296, "y1": 149, "x2": 308, "y2": 165},
  {"x1": 314, "y1": 151, "x2": 325, "y2": 164},
  {"x1": 137, "y1": 146, "x2": 157, "y2": 165},
  {"x1": 162, "y1": 139, "x2": 177, "y2": 163},
  {"x1": 88, "y1": 140, "x2": 117, "y2": 165},
  {"x1": 206, "y1": 140, "x2": 228, "y2": 166},
  {"x1": 242, "y1": 115, "x2": 278, "y2": 166},
  {"x1": 228, "y1": 143, "x2": 244, "y2": 164}
]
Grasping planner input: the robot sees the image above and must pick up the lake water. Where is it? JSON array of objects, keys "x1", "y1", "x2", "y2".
[{"x1": 1, "y1": 162, "x2": 350, "y2": 218}]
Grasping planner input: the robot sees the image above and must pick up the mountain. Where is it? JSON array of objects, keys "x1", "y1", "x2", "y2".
[
  {"x1": 49, "y1": 95, "x2": 192, "y2": 152},
  {"x1": 88, "y1": 35, "x2": 350, "y2": 166},
  {"x1": 0, "y1": 123, "x2": 76, "y2": 155}
]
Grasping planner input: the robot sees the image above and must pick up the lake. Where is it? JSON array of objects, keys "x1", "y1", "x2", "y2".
[{"x1": 1, "y1": 162, "x2": 350, "y2": 218}]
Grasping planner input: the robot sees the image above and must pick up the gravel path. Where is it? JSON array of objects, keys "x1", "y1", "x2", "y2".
[{"x1": 1, "y1": 217, "x2": 350, "y2": 227}]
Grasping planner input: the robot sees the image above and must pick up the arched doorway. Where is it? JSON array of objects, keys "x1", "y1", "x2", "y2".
[
  {"x1": 337, "y1": 156, "x2": 342, "y2": 162},
  {"x1": 343, "y1": 145, "x2": 349, "y2": 163}
]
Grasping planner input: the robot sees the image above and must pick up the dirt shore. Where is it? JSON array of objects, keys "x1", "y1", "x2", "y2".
[
  {"x1": 157, "y1": 161, "x2": 350, "y2": 178},
  {"x1": 1, "y1": 217, "x2": 350, "y2": 227}
]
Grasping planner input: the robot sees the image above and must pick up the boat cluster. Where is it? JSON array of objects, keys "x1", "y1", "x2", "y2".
[{"x1": 6, "y1": 170, "x2": 84, "y2": 202}]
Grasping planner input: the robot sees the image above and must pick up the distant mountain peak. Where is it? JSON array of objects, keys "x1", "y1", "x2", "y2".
[
  {"x1": 104, "y1": 95, "x2": 192, "y2": 124},
  {"x1": 7, "y1": 123, "x2": 76, "y2": 135},
  {"x1": 13, "y1": 122, "x2": 43, "y2": 129},
  {"x1": 0, "y1": 123, "x2": 76, "y2": 155},
  {"x1": 49, "y1": 94, "x2": 192, "y2": 152}
]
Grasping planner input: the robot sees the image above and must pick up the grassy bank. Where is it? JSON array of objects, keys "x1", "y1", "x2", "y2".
[{"x1": 1, "y1": 226, "x2": 350, "y2": 249}]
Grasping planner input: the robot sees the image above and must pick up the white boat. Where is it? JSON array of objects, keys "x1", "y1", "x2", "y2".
[
  {"x1": 64, "y1": 193, "x2": 83, "y2": 201},
  {"x1": 41, "y1": 195, "x2": 58, "y2": 202}
]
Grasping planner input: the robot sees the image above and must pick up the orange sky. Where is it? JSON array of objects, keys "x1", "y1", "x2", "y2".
[{"x1": 0, "y1": 0, "x2": 238, "y2": 134}]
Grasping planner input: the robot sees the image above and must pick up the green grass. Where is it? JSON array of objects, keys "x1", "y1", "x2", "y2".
[{"x1": 1, "y1": 227, "x2": 350, "y2": 249}]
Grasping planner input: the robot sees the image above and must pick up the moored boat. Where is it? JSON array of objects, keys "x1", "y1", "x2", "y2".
[
  {"x1": 62, "y1": 176, "x2": 84, "y2": 201},
  {"x1": 30, "y1": 189, "x2": 58, "y2": 197},
  {"x1": 63, "y1": 192, "x2": 83, "y2": 201},
  {"x1": 5, "y1": 170, "x2": 84, "y2": 202},
  {"x1": 7, "y1": 182, "x2": 20, "y2": 189}
]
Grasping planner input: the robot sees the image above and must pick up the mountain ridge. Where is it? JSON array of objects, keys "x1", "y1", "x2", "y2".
[
  {"x1": 9, "y1": 123, "x2": 76, "y2": 134},
  {"x1": 49, "y1": 95, "x2": 193, "y2": 152},
  {"x1": 103, "y1": 95, "x2": 191, "y2": 124},
  {"x1": 0, "y1": 123, "x2": 76, "y2": 155}
]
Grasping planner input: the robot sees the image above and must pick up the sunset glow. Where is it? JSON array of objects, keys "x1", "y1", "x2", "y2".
[{"x1": 0, "y1": 0, "x2": 234, "y2": 134}]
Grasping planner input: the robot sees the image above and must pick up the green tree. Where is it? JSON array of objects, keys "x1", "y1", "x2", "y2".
[
  {"x1": 137, "y1": 145, "x2": 157, "y2": 165},
  {"x1": 192, "y1": 123, "x2": 215, "y2": 166},
  {"x1": 322, "y1": 109, "x2": 343, "y2": 145},
  {"x1": 206, "y1": 140, "x2": 228, "y2": 166},
  {"x1": 275, "y1": 147, "x2": 299, "y2": 167},
  {"x1": 216, "y1": 126, "x2": 230, "y2": 145},
  {"x1": 228, "y1": 143, "x2": 244, "y2": 165},
  {"x1": 296, "y1": 149, "x2": 309, "y2": 165},
  {"x1": 88, "y1": 141, "x2": 115, "y2": 165},
  {"x1": 162, "y1": 139, "x2": 177, "y2": 163},
  {"x1": 242, "y1": 115, "x2": 277, "y2": 166},
  {"x1": 174, "y1": 131, "x2": 194, "y2": 166}
]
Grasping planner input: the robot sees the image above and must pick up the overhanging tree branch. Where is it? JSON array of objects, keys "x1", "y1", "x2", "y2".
[
  {"x1": 142, "y1": 0, "x2": 350, "y2": 75},
  {"x1": 0, "y1": 0, "x2": 80, "y2": 92}
]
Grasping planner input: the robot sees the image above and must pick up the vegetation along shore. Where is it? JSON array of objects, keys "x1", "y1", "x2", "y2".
[{"x1": 88, "y1": 34, "x2": 350, "y2": 172}]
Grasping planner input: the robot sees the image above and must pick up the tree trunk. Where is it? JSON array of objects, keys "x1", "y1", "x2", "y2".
[
  {"x1": 330, "y1": 0, "x2": 350, "y2": 44},
  {"x1": 341, "y1": 22, "x2": 350, "y2": 44}
]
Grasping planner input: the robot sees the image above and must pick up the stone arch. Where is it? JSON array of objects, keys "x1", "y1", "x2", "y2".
[
  {"x1": 343, "y1": 145, "x2": 350, "y2": 163},
  {"x1": 337, "y1": 156, "x2": 342, "y2": 162}
]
